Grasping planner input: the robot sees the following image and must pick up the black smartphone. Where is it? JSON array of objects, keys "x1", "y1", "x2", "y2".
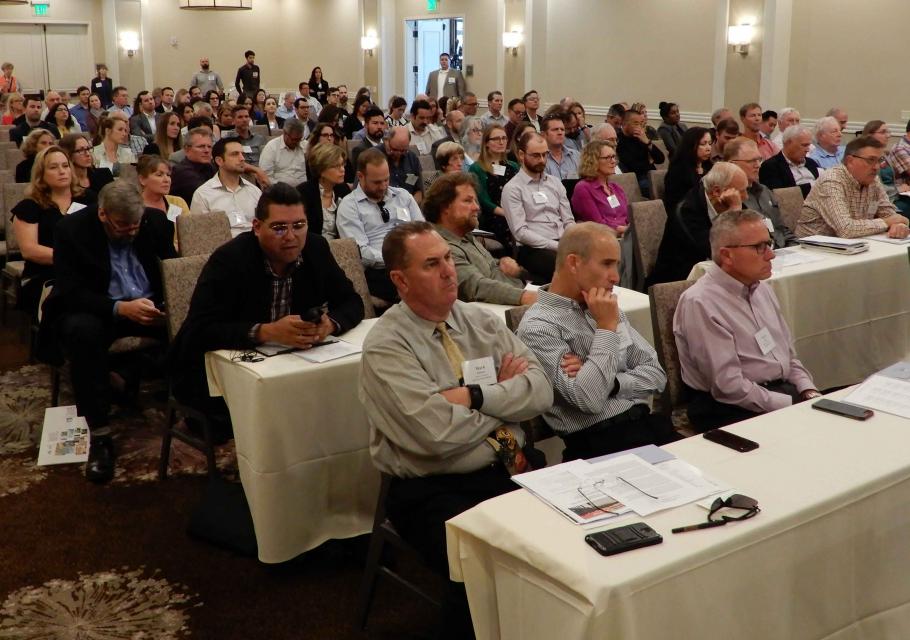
[
  {"x1": 300, "y1": 306, "x2": 323, "y2": 323},
  {"x1": 584, "y1": 522, "x2": 662, "y2": 556},
  {"x1": 812, "y1": 398, "x2": 873, "y2": 421},
  {"x1": 703, "y1": 429, "x2": 759, "y2": 452}
]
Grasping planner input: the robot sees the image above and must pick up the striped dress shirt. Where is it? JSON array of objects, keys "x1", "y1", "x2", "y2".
[{"x1": 517, "y1": 286, "x2": 666, "y2": 435}]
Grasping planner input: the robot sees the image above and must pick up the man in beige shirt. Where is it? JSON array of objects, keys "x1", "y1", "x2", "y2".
[
  {"x1": 796, "y1": 136, "x2": 909, "y2": 239},
  {"x1": 360, "y1": 221, "x2": 552, "y2": 638}
]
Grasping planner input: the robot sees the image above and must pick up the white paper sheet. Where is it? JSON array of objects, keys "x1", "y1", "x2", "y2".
[
  {"x1": 37, "y1": 406, "x2": 90, "y2": 466},
  {"x1": 771, "y1": 247, "x2": 826, "y2": 270},
  {"x1": 843, "y1": 374, "x2": 910, "y2": 419},
  {"x1": 293, "y1": 339, "x2": 362, "y2": 363},
  {"x1": 866, "y1": 233, "x2": 910, "y2": 245}
]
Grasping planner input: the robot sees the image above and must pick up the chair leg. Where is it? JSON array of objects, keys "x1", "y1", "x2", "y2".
[
  {"x1": 158, "y1": 403, "x2": 176, "y2": 481},
  {"x1": 356, "y1": 529, "x2": 387, "y2": 630}
]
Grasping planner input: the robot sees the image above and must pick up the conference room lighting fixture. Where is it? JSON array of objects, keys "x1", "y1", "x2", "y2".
[
  {"x1": 361, "y1": 32, "x2": 379, "y2": 57},
  {"x1": 728, "y1": 22, "x2": 755, "y2": 56},
  {"x1": 179, "y1": 0, "x2": 252, "y2": 9},
  {"x1": 119, "y1": 31, "x2": 140, "y2": 58},
  {"x1": 503, "y1": 30, "x2": 523, "y2": 56}
]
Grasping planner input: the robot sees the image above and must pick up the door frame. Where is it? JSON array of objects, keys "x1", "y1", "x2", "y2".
[
  {"x1": 0, "y1": 18, "x2": 94, "y2": 94},
  {"x1": 401, "y1": 13, "x2": 465, "y2": 101}
]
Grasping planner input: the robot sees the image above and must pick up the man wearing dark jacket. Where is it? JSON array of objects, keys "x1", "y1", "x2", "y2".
[
  {"x1": 168, "y1": 183, "x2": 364, "y2": 419},
  {"x1": 40, "y1": 182, "x2": 176, "y2": 483},
  {"x1": 758, "y1": 125, "x2": 820, "y2": 198},
  {"x1": 234, "y1": 50, "x2": 261, "y2": 99}
]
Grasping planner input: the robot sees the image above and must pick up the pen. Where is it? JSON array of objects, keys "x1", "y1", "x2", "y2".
[{"x1": 671, "y1": 520, "x2": 727, "y2": 534}]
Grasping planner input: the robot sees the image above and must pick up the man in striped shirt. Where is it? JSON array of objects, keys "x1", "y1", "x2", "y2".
[{"x1": 518, "y1": 223, "x2": 681, "y2": 461}]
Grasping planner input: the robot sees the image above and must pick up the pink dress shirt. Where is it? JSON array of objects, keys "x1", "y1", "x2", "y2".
[{"x1": 570, "y1": 178, "x2": 629, "y2": 229}]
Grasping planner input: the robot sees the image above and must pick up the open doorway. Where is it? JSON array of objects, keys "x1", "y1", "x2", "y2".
[{"x1": 404, "y1": 17, "x2": 464, "y2": 100}]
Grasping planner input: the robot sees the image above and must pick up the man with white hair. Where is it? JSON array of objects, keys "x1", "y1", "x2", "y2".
[
  {"x1": 827, "y1": 107, "x2": 848, "y2": 132},
  {"x1": 277, "y1": 91, "x2": 297, "y2": 120},
  {"x1": 808, "y1": 116, "x2": 844, "y2": 169},
  {"x1": 759, "y1": 125, "x2": 820, "y2": 197},
  {"x1": 590, "y1": 123, "x2": 622, "y2": 174},
  {"x1": 770, "y1": 107, "x2": 800, "y2": 147},
  {"x1": 649, "y1": 162, "x2": 748, "y2": 284},
  {"x1": 674, "y1": 209, "x2": 820, "y2": 432}
]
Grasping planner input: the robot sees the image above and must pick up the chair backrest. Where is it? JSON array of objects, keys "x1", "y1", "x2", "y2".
[
  {"x1": 250, "y1": 124, "x2": 268, "y2": 138},
  {"x1": 608, "y1": 172, "x2": 644, "y2": 203},
  {"x1": 649, "y1": 169, "x2": 667, "y2": 201},
  {"x1": 0, "y1": 128, "x2": 9, "y2": 143},
  {"x1": 418, "y1": 154, "x2": 436, "y2": 173},
  {"x1": 5, "y1": 147, "x2": 24, "y2": 170},
  {"x1": 160, "y1": 253, "x2": 210, "y2": 341},
  {"x1": 0, "y1": 141, "x2": 17, "y2": 151},
  {"x1": 652, "y1": 138, "x2": 670, "y2": 170},
  {"x1": 176, "y1": 211, "x2": 232, "y2": 257},
  {"x1": 772, "y1": 186, "x2": 804, "y2": 233},
  {"x1": 504, "y1": 304, "x2": 530, "y2": 333},
  {"x1": 628, "y1": 199, "x2": 667, "y2": 282},
  {"x1": 4, "y1": 182, "x2": 28, "y2": 253},
  {"x1": 648, "y1": 279, "x2": 695, "y2": 413},
  {"x1": 345, "y1": 138, "x2": 359, "y2": 155},
  {"x1": 328, "y1": 237, "x2": 376, "y2": 319}
]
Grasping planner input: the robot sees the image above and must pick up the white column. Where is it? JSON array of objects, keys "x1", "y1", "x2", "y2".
[
  {"x1": 139, "y1": 0, "x2": 153, "y2": 91},
  {"x1": 495, "y1": 0, "x2": 505, "y2": 93},
  {"x1": 759, "y1": 0, "x2": 792, "y2": 110},
  {"x1": 101, "y1": 0, "x2": 120, "y2": 84},
  {"x1": 712, "y1": 0, "x2": 730, "y2": 109},
  {"x1": 378, "y1": 0, "x2": 396, "y2": 98}
]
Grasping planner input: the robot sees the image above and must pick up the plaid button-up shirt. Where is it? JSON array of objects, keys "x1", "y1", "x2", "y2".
[{"x1": 796, "y1": 165, "x2": 895, "y2": 238}]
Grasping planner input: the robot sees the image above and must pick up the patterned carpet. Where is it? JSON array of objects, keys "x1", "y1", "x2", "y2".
[{"x1": 0, "y1": 363, "x2": 436, "y2": 639}]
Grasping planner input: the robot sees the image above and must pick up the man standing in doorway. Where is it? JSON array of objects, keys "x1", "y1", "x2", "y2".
[{"x1": 425, "y1": 52, "x2": 465, "y2": 101}]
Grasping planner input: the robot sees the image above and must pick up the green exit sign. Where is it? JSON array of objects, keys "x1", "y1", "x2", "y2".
[
  {"x1": 33, "y1": 4, "x2": 49, "y2": 16},
  {"x1": 427, "y1": 0, "x2": 438, "y2": 11}
]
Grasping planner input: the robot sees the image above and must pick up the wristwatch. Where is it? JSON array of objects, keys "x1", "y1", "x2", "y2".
[{"x1": 466, "y1": 384, "x2": 484, "y2": 410}]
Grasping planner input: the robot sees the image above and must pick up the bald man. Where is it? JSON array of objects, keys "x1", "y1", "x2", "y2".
[
  {"x1": 380, "y1": 126, "x2": 424, "y2": 205},
  {"x1": 518, "y1": 222, "x2": 679, "y2": 461}
]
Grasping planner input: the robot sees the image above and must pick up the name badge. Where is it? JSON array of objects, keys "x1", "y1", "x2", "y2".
[
  {"x1": 94, "y1": 82, "x2": 102, "y2": 88},
  {"x1": 462, "y1": 356, "x2": 498, "y2": 386},
  {"x1": 242, "y1": 145, "x2": 253, "y2": 153},
  {"x1": 447, "y1": 77, "x2": 456, "y2": 84},
  {"x1": 208, "y1": 74, "x2": 215, "y2": 81},
  {"x1": 66, "y1": 202, "x2": 87, "y2": 214},
  {"x1": 567, "y1": 171, "x2": 579, "y2": 180},
  {"x1": 762, "y1": 217, "x2": 774, "y2": 234},
  {"x1": 231, "y1": 212, "x2": 249, "y2": 227},
  {"x1": 405, "y1": 173, "x2": 418, "y2": 186},
  {"x1": 492, "y1": 163, "x2": 506, "y2": 176},
  {"x1": 754, "y1": 327, "x2": 776, "y2": 355},
  {"x1": 397, "y1": 207, "x2": 410, "y2": 221},
  {"x1": 252, "y1": 71, "x2": 259, "y2": 78},
  {"x1": 166, "y1": 203, "x2": 182, "y2": 223},
  {"x1": 532, "y1": 191, "x2": 548, "y2": 204},
  {"x1": 607, "y1": 194, "x2": 620, "y2": 208}
]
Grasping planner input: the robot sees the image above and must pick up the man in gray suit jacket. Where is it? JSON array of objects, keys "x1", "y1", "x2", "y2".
[{"x1": 425, "y1": 53, "x2": 466, "y2": 100}]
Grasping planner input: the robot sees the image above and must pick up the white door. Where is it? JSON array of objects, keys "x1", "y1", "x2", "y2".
[
  {"x1": 0, "y1": 24, "x2": 46, "y2": 94},
  {"x1": 45, "y1": 24, "x2": 92, "y2": 93},
  {"x1": 405, "y1": 18, "x2": 448, "y2": 100}
]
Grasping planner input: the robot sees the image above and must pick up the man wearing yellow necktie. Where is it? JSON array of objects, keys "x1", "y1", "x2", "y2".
[{"x1": 360, "y1": 221, "x2": 553, "y2": 639}]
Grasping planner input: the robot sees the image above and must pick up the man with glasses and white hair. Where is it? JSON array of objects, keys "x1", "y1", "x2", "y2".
[
  {"x1": 674, "y1": 209, "x2": 820, "y2": 432},
  {"x1": 797, "y1": 136, "x2": 910, "y2": 239},
  {"x1": 808, "y1": 116, "x2": 845, "y2": 169},
  {"x1": 759, "y1": 124, "x2": 820, "y2": 197},
  {"x1": 40, "y1": 181, "x2": 176, "y2": 483},
  {"x1": 769, "y1": 107, "x2": 800, "y2": 147}
]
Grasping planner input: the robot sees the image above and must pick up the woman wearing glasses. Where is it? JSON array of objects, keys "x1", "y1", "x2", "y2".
[
  {"x1": 298, "y1": 142, "x2": 350, "y2": 239},
  {"x1": 307, "y1": 124, "x2": 354, "y2": 184},
  {"x1": 863, "y1": 120, "x2": 910, "y2": 216},
  {"x1": 11, "y1": 145, "x2": 94, "y2": 317},
  {"x1": 59, "y1": 133, "x2": 114, "y2": 197},
  {"x1": 469, "y1": 125, "x2": 519, "y2": 249},
  {"x1": 662, "y1": 126, "x2": 713, "y2": 217},
  {"x1": 571, "y1": 141, "x2": 629, "y2": 236}
]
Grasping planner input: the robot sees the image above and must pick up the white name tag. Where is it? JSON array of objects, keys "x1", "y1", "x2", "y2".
[
  {"x1": 166, "y1": 203, "x2": 182, "y2": 223},
  {"x1": 242, "y1": 145, "x2": 253, "y2": 153},
  {"x1": 405, "y1": 173, "x2": 418, "y2": 186},
  {"x1": 755, "y1": 327, "x2": 776, "y2": 355},
  {"x1": 447, "y1": 77, "x2": 456, "y2": 84},
  {"x1": 208, "y1": 74, "x2": 215, "y2": 81},
  {"x1": 94, "y1": 82, "x2": 102, "y2": 88},
  {"x1": 231, "y1": 212, "x2": 249, "y2": 227},
  {"x1": 397, "y1": 207, "x2": 410, "y2": 221},
  {"x1": 462, "y1": 356, "x2": 498, "y2": 386},
  {"x1": 763, "y1": 217, "x2": 774, "y2": 234},
  {"x1": 567, "y1": 172, "x2": 579, "y2": 180},
  {"x1": 252, "y1": 71, "x2": 258, "y2": 78},
  {"x1": 66, "y1": 202, "x2": 87, "y2": 214},
  {"x1": 607, "y1": 194, "x2": 620, "y2": 208},
  {"x1": 492, "y1": 163, "x2": 506, "y2": 176},
  {"x1": 532, "y1": 191, "x2": 548, "y2": 204}
]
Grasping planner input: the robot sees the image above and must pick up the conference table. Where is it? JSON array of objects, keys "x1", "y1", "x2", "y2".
[
  {"x1": 204, "y1": 291, "x2": 653, "y2": 563},
  {"x1": 689, "y1": 241, "x2": 910, "y2": 390},
  {"x1": 446, "y1": 387, "x2": 910, "y2": 639}
]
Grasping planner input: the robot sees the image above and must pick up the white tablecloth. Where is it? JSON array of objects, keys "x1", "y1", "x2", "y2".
[
  {"x1": 446, "y1": 389, "x2": 910, "y2": 639},
  {"x1": 471, "y1": 286, "x2": 654, "y2": 345},
  {"x1": 205, "y1": 319, "x2": 381, "y2": 563},
  {"x1": 689, "y1": 242, "x2": 910, "y2": 390}
]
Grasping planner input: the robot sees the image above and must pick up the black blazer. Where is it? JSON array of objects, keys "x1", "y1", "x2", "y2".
[
  {"x1": 168, "y1": 231, "x2": 364, "y2": 391},
  {"x1": 297, "y1": 180, "x2": 351, "y2": 237},
  {"x1": 648, "y1": 183, "x2": 713, "y2": 286},
  {"x1": 255, "y1": 115, "x2": 284, "y2": 130},
  {"x1": 758, "y1": 151, "x2": 820, "y2": 198},
  {"x1": 90, "y1": 76, "x2": 114, "y2": 107}
]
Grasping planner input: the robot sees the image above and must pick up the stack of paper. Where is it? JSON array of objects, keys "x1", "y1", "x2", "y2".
[
  {"x1": 292, "y1": 339, "x2": 362, "y2": 363},
  {"x1": 771, "y1": 247, "x2": 826, "y2": 270},
  {"x1": 843, "y1": 361, "x2": 910, "y2": 419},
  {"x1": 797, "y1": 235, "x2": 869, "y2": 255},
  {"x1": 866, "y1": 233, "x2": 910, "y2": 245}
]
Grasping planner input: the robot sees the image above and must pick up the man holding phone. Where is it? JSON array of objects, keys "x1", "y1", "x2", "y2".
[
  {"x1": 169, "y1": 183, "x2": 364, "y2": 431},
  {"x1": 674, "y1": 209, "x2": 820, "y2": 432}
]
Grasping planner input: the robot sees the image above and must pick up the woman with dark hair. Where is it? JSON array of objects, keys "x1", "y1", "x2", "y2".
[
  {"x1": 298, "y1": 142, "x2": 351, "y2": 238},
  {"x1": 386, "y1": 96, "x2": 408, "y2": 127},
  {"x1": 662, "y1": 126, "x2": 713, "y2": 216},
  {"x1": 58, "y1": 133, "x2": 114, "y2": 196},
  {"x1": 43, "y1": 105, "x2": 70, "y2": 138},
  {"x1": 204, "y1": 89, "x2": 221, "y2": 112},
  {"x1": 15, "y1": 129, "x2": 55, "y2": 182},
  {"x1": 141, "y1": 112, "x2": 182, "y2": 160},
  {"x1": 252, "y1": 89, "x2": 268, "y2": 121},
  {"x1": 90, "y1": 63, "x2": 113, "y2": 107},
  {"x1": 657, "y1": 101, "x2": 688, "y2": 157},
  {"x1": 317, "y1": 105, "x2": 346, "y2": 130},
  {"x1": 308, "y1": 67, "x2": 329, "y2": 105},
  {"x1": 255, "y1": 96, "x2": 284, "y2": 132},
  {"x1": 342, "y1": 94, "x2": 371, "y2": 139},
  {"x1": 180, "y1": 102, "x2": 195, "y2": 126}
]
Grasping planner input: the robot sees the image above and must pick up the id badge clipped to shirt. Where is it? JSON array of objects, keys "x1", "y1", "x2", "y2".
[{"x1": 607, "y1": 194, "x2": 621, "y2": 208}]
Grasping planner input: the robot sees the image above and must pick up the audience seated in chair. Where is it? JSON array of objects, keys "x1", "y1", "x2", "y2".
[
  {"x1": 758, "y1": 125, "x2": 819, "y2": 198},
  {"x1": 661, "y1": 126, "x2": 713, "y2": 218},
  {"x1": 616, "y1": 108, "x2": 665, "y2": 197}
]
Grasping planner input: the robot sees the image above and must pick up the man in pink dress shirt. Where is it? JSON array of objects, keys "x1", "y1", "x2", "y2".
[{"x1": 673, "y1": 209, "x2": 820, "y2": 432}]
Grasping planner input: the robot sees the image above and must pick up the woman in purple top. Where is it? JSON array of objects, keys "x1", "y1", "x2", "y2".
[{"x1": 571, "y1": 140, "x2": 629, "y2": 235}]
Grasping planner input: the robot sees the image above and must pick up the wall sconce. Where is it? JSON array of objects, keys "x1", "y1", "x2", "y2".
[
  {"x1": 503, "y1": 30, "x2": 523, "y2": 56},
  {"x1": 361, "y1": 32, "x2": 379, "y2": 57},
  {"x1": 119, "y1": 31, "x2": 140, "y2": 58},
  {"x1": 728, "y1": 23, "x2": 755, "y2": 56}
]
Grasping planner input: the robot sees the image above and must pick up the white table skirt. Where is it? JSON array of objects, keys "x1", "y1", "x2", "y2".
[
  {"x1": 688, "y1": 242, "x2": 910, "y2": 390},
  {"x1": 446, "y1": 388, "x2": 910, "y2": 639}
]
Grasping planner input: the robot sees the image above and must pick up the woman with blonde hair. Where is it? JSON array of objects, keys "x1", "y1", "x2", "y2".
[
  {"x1": 435, "y1": 141, "x2": 466, "y2": 174},
  {"x1": 91, "y1": 116, "x2": 134, "y2": 176},
  {"x1": 571, "y1": 140, "x2": 629, "y2": 235},
  {"x1": 137, "y1": 154, "x2": 188, "y2": 244},
  {"x1": 12, "y1": 145, "x2": 92, "y2": 316},
  {"x1": 2, "y1": 91, "x2": 24, "y2": 125},
  {"x1": 15, "y1": 128, "x2": 55, "y2": 183},
  {"x1": 297, "y1": 142, "x2": 351, "y2": 238},
  {"x1": 460, "y1": 116, "x2": 484, "y2": 162}
]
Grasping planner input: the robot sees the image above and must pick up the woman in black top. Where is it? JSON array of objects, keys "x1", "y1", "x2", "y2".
[
  {"x1": 90, "y1": 63, "x2": 114, "y2": 107},
  {"x1": 308, "y1": 67, "x2": 329, "y2": 105},
  {"x1": 342, "y1": 95, "x2": 371, "y2": 139},
  {"x1": 662, "y1": 126, "x2": 713, "y2": 216},
  {"x1": 298, "y1": 142, "x2": 351, "y2": 238},
  {"x1": 11, "y1": 146, "x2": 94, "y2": 317},
  {"x1": 255, "y1": 96, "x2": 284, "y2": 133},
  {"x1": 44, "y1": 103, "x2": 79, "y2": 138},
  {"x1": 59, "y1": 133, "x2": 114, "y2": 197},
  {"x1": 141, "y1": 112, "x2": 182, "y2": 160},
  {"x1": 15, "y1": 128, "x2": 56, "y2": 183},
  {"x1": 657, "y1": 101, "x2": 689, "y2": 158}
]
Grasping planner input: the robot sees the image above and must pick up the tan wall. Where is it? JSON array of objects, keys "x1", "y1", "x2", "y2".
[
  {"x1": 143, "y1": 0, "x2": 364, "y2": 95},
  {"x1": 724, "y1": 0, "x2": 764, "y2": 116},
  {"x1": 116, "y1": 0, "x2": 144, "y2": 96}
]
